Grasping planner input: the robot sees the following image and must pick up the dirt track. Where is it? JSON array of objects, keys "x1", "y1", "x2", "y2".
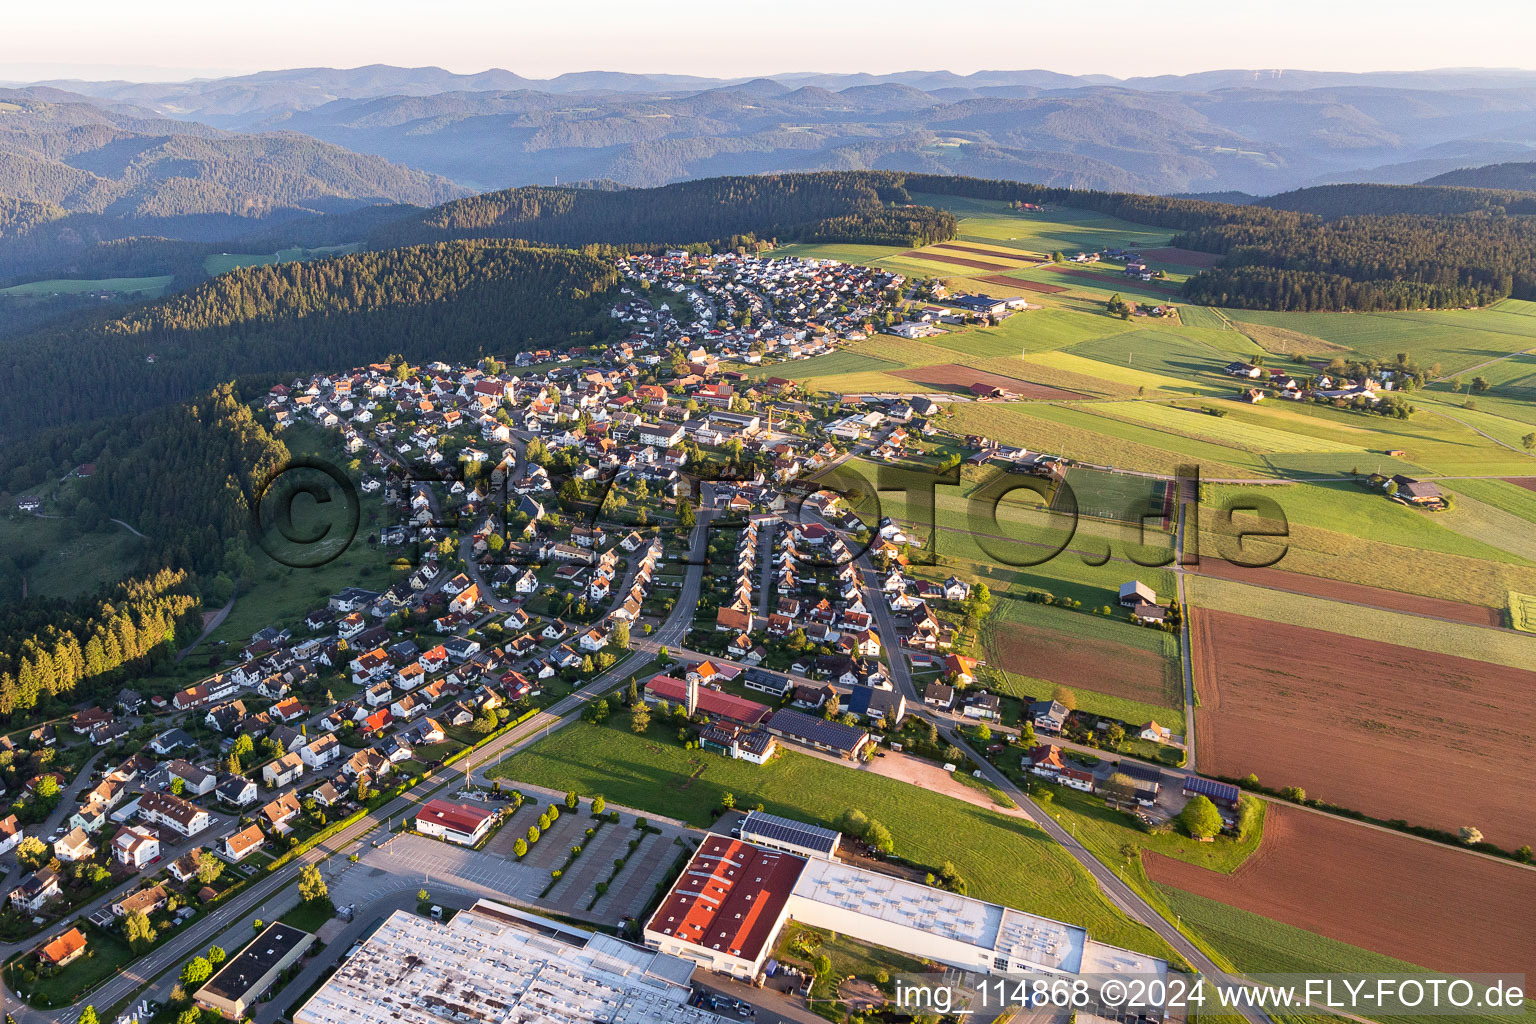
[
  {"x1": 1195, "y1": 558, "x2": 1501, "y2": 626},
  {"x1": 890, "y1": 363, "x2": 1085, "y2": 400},
  {"x1": 1190, "y1": 607, "x2": 1536, "y2": 845},
  {"x1": 1146, "y1": 803, "x2": 1536, "y2": 976}
]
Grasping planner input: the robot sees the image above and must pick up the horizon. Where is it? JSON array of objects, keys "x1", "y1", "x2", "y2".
[
  {"x1": 6, "y1": 61, "x2": 1536, "y2": 89},
  {"x1": 5, "y1": 0, "x2": 1535, "y2": 83}
]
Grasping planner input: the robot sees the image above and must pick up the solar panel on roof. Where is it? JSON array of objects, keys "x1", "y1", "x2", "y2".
[{"x1": 740, "y1": 811, "x2": 838, "y2": 854}]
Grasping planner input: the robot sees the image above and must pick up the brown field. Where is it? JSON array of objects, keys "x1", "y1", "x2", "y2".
[
  {"x1": 901, "y1": 250, "x2": 1012, "y2": 271},
  {"x1": 890, "y1": 363, "x2": 1085, "y2": 400},
  {"x1": 933, "y1": 242, "x2": 1042, "y2": 262},
  {"x1": 1190, "y1": 608, "x2": 1536, "y2": 845},
  {"x1": 976, "y1": 273, "x2": 1068, "y2": 294},
  {"x1": 1146, "y1": 804, "x2": 1536, "y2": 976},
  {"x1": 992, "y1": 622, "x2": 1176, "y2": 709},
  {"x1": 1509, "y1": 478, "x2": 1536, "y2": 493},
  {"x1": 1195, "y1": 558, "x2": 1501, "y2": 626},
  {"x1": 1140, "y1": 246, "x2": 1220, "y2": 268}
]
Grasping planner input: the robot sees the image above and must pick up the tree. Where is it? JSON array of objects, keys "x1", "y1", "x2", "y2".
[
  {"x1": 677, "y1": 497, "x2": 696, "y2": 527},
  {"x1": 527, "y1": 824, "x2": 541, "y2": 844},
  {"x1": 34, "y1": 774, "x2": 60, "y2": 801},
  {"x1": 973, "y1": 723, "x2": 992, "y2": 743},
  {"x1": 1471, "y1": 376, "x2": 1491, "y2": 393},
  {"x1": 176, "y1": 1011, "x2": 201, "y2": 1024},
  {"x1": 77, "y1": 1009, "x2": 100, "y2": 1024},
  {"x1": 865, "y1": 820, "x2": 895, "y2": 855},
  {"x1": 1179, "y1": 795, "x2": 1224, "y2": 839},
  {"x1": 592, "y1": 795, "x2": 606, "y2": 815},
  {"x1": 298, "y1": 863, "x2": 330, "y2": 905},
  {"x1": 170, "y1": 776, "x2": 185, "y2": 796},
  {"x1": 1459, "y1": 825, "x2": 1484, "y2": 845},
  {"x1": 630, "y1": 703, "x2": 651, "y2": 733},
  {"x1": 1101, "y1": 772, "x2": 1137, "y2": 807},
  {"x1": 612, "y1": 621, "x2": 630, "y2": 650},
  {"x1": 721, "y1": 792, "x2": 735, "y2": 810},
  {"x1": 1523, "y1": 432, "x2": 1536, "y2": 452},
  {"x1": 207, "y1": 945, "x2": 226, "y2": 965},
  {"x1": 16, "y1": 834, "x2": 49, "y2": 871},
  {"x1": 180, "y1": 956, "x2": 214, "y2": 988},
  {"x1": 565, "y1": 790, "x2": 579, "y2": 810},
  {"x1": 418, "y1": 888, "x2": 430, "y2": 902},
  {"x1": 196, "y1": 850, "x2": 225, "y2": 885},
  {"x1": 123, "y1": 910, "x2": 157, "y2": 952},
  {"x1": 1051, "y1": 685, "x2": 1077, "y2": 712},
  {"x1": 514, "y1": 838, "x2": 528, "y2": 857},
  {"x1": 471, "y1": 707, "x2": 499, "y2": 735}
]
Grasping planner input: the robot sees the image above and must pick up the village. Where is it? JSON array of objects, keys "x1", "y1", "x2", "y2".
[{"x1": 0, "y1": 251, "x2": 1299, "y2": 1024}]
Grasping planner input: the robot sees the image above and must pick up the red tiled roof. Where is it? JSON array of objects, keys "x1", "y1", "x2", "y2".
[
  {"x1": 646, "y1": 676, "x2": 769, "y2": 726},
  {"x1": 646, "y1": 837, "x2": 805, "y2": 963},
  {"x1": 416, "y1": 799, "x2": 495, "y2": 837}
]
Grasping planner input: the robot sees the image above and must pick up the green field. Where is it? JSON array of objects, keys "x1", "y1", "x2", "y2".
[
  {"x1": 0, "y1": 275, "x2": 173, "y2": 298},
  {"x1": 489, "y1": 713, "x2": 1176, "y2": 958},
  {"x1": 203, "y1": 243, "x2": 360, "y2": 276},
  {"x1": 0, "y1": 514, "x2": 146, "y2": 601},
  {"x1": 744, "y1": 348, "x2": 906, "y2": 381}
]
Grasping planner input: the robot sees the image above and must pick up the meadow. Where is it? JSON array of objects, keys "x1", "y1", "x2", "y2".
[
  {"x1": 203, "y1": 243, "x2": 360, "y2": 275},
  {"x1": 0, "y1": 275, "x2": 173, "y2": 298},
  {"x1": 0, "y1": 515, "x2": 146, "y2": 601},
  {"x1": 489, "y1": 712, "x2": 1176, "y2": 958}
]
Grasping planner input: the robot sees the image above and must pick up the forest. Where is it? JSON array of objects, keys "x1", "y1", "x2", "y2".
[
  {"x1": 0, "y1": 242, "x2": 622, "y2": 437},
  {"x1": 368, "y1": 174, "x2": 958, "y2": 251}
]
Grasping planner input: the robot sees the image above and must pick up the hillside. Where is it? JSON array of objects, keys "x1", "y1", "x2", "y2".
[
  {"x1": 0, "y1": 242, "x2": 620, "y2": 437},
  {"x1": 0, "y1": 91, "x2": 467, "y2": 280},
  {"x1": 1421, "y1": 161, "x2": 1536, "y2": 191}
]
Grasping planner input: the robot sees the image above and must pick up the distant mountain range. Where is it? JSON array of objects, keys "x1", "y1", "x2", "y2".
[{"x1": 3, "y1": 65, "x2": 1534, "y2": 197}]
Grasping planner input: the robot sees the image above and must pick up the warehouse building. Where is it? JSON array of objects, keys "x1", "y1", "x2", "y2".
[
  {"x1": 737, "y1": 810, "x2": 840, "y2": 860},
  {"x1": 295, "y1": 900, "x2": 732, "y2": 1024},
  {"x1": 646, "y1": 827, "x2": 1170, "y2": 1006},
  {"x1": 413, "y1": 798, "x2": 498, "y2": 845},
  {"x1": 196, "y1": 922, "x2": 314, "y2": 1018}
]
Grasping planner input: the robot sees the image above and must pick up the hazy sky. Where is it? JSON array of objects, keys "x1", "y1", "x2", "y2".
[{"x1": 3, "y1": 0, "x2": 1532, "y2": 81}]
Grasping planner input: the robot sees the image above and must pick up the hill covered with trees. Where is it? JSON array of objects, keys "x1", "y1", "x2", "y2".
[
  {"x1": 1420, "y1": 161, "x2": 1536, "y2": 192},
  {"x1": 0, "y1": 242, "x2": 620, "y2": 437}
]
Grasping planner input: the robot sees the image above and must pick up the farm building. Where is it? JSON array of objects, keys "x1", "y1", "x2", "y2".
[{"x1": 1182, "y1": 775, "x2": 1242, "y2": 809}]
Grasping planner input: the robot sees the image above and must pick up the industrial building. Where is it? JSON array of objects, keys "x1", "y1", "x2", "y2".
[
  {"x1": 196, "y1": 922, "x2": 314, "y2": 1018},
  {"x1": 295, "y1": 900, "x2": 734, "y2": 1024},
  {"x1": 737, "y1": 810, "x2": 840, "y2": 860},
  {"x1": 645, "y1": 828, "x2": 1169, "y2": 1003}
]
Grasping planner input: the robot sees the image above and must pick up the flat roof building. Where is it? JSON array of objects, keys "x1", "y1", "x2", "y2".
[
  {"x1": 295, "y1": 901, "x2": 732, "y2": 1024},
  {"x1": 737, "y1": 810, "x2": 840, "y2": 860},
  {"x1": 196, "y1": 922, "x2": 314, "y2": 1019}
]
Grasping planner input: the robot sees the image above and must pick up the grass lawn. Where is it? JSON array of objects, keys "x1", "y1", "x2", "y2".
[
  {"x1": 1040, "y1": 785, "x2": 1263, "y2": 877},
  {"x1": 203, "y1": 243, "x2": 360, "y2": 276},
  {"x1": 0, "y1": 515, "x2": 146, "y2": 601},
  {"x1": 489, "y1": 713, "x2": 1177, "y2": 959},
  {"x1": 0, "y1": 275, "x2": 172, "y2": 298},
  {"x1": 6, "y1": 923, "x2": 134, "y2": 1009},
  {"x1": 279, "y1": 899, "x2": 338, "y2": 933}
]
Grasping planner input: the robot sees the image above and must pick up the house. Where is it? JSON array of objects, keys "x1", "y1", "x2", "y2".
[
  {"x1": 38, "y1": 927, "x2": 88, "y2": 969},
  {"x1": 1390, "y1": 474, "x2": 1444, "y2": 506},
  {"x1": 261, "y1": 792, "x2": 303, "y2": 834},
  {"x1": 139, "y1": 791, "x2": 211, "y2": 837},
  {"x1": 113, "y1": 884, "x2": 169, "y2": 919},
  {"x1": 215, "y1": 775, "x2": 259, "y2": 808},
  {"x1": 10, "y1": 868, "x2": 61, "y2": 913},
  {"x1": 345, "y1": 748, "x2": 391, "y2": 779},
  {"x1": 1139, "y1": 721, "x2": 1173, "y2": 744},
  {"x1": 0, "y1": 814, "x2": 22, "y2": 856},
  {"x1": 150, "y1": 728, "x2": 195, "y2": 756},
  {"x1": 960, "y1": 691, "x2": 1000, "y2": 720},
  {"x1": 943, "y1": 653, "x2": 977, "y2": 685},
  {"x1": 1025, "y1": 745, "x2": 1096, "y2": 792},
  {"x1": 166, "y1": 759, "x2": 218, "y2": 797},
  {"x1": 69, "y1": 802, "x2": 108, "y2": 835},
  {"x1": 1029, "y1": 699, "x2": 1069, "y2": 734},
  {"x1": 299, "y1": 734, "x2": 341, "y2": 770},
  {"x1": 922, "y1": 681, "x2": 955, "y2": 711},
  {"x1": 168, "y1": 849, "x2": 207, "y2": 884},
  {"x1": 54, "y1": 827, "x2": 94, "y2": 863},
  {"x1": 112, "y1": 825, "x2": 161, "y2": 869},
  {"x1": 222, "y1": 824, "x2": 266, "y2": 862},
  {"x1": 699, "y1": 724, "x2": 778, "y2": 765},
  {"x1": 262, "y1": 752, "x2": 305, "y2": 789},
  {"x1": 1119, "y1": 580, "x2": 1157, "y2": 608},
  {"x1": 414, "y1": 799, "x2": 498, "y2": 846}
]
